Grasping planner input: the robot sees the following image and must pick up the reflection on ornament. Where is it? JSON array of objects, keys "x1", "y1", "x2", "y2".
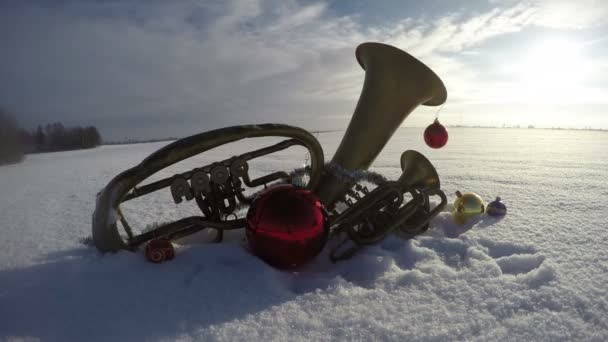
[
  {"x1": 246, "y1": 184, "x2": 329, "y2": 269},
  {"x1": 145, "y1": 238, "x2": 175, "y2": 263},
  {"x1": 486, "y1": 196, "x2": 507, "y2": 217},
  {"x1": 424, "y1": 118, "x2": 449, "y2": 149},
  {"x1": 452, "y1": 190, "x2": 485, "y2": 225}
]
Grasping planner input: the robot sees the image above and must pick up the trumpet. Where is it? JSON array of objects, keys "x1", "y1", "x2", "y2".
[{"x1": 92, "y1": 42, "x2": 448, "y2": 263}]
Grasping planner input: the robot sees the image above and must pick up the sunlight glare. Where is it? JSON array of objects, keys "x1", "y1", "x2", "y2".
[{"x1": 515, "y1": 38, "x2": 591, "y2": 103}]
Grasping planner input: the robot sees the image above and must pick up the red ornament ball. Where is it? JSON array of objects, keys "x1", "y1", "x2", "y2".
[
  {"x1": 145, "y1": 238, "x2": 175, "y2": 263},
  {"x1": 424, "y1": 119, "x2": 448, "y2": 149},
  {"x1": 246, "y1": 184, "x2": 329, "y2": 269}
]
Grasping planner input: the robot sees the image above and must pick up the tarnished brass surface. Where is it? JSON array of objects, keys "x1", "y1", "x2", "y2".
[
  {"x1": 327, "y1": 150, "x2": 447, "y2": 262},
  {"x1": 92, "y1": 124, "x2": 324, "y2": 252},
  {"x1": 398, "y1": 150, "x2": 441, "y2": 190},
  {"x1": 313, "y1": 42, "x2": 447, "y2": 207}
]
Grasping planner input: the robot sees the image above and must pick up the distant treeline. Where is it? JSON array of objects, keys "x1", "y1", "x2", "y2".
[
  {"x1": 22, "y1": 123, "x2": 102, "y2": 153},
  {"x1": 0, "y1": 109, "x2": 102, "y2": 166},
  {"x1": 0, "y1": 111, "x2": 24, "y2": 165},
  {"x1": 104, "y1": 137, "x2": 178, "y2": 145}
]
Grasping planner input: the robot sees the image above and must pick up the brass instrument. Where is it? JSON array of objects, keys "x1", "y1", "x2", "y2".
[
  {"x1": 92, "y1": 125, "x2": 324, "y2": 252},
  {"x1": 92, "y1": 42, "x2": 448, "y2": 262},
  {"x1": 313, "y1": 42, "x2": 446, "y2": 206}
]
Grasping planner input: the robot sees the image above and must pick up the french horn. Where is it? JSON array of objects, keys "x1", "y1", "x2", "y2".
[{"x1": 92, "y1": 42, "x2": 448, "y2": 263}]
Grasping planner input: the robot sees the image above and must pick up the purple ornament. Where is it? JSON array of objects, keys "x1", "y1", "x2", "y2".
[{"x1": 486, "y1": 197, "x2": 507, "y2": 217}]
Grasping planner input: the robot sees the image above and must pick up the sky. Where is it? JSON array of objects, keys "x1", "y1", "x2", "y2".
[{"x1": 1, "y1": 0, "x2": 607, "y2": 140}]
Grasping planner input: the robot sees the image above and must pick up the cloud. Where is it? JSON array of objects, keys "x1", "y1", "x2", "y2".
[
  {"x1": 0, "y1": 0, "x2": 606, "y2": 139},
  {"x1": 528, "y1": 0, "x2": 608, "y2": 29},
  {"x1": 490, "y1": 0, "x2": 608, "y2": 29},
  {"x1": 384, "y1": 4, "x2": 536, "y2": 56},
  {"x1": 0, "y1": 0, "x2": 368, "y2": 138}
]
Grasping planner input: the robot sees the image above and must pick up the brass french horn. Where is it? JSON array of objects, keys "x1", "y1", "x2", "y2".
[{"x1": 92, "y1": 42, "x2": 448, "y2": 262}]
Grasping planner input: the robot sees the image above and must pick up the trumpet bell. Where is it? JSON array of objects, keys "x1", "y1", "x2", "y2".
[{"x1": 398, "y1": 150, "x2": 440, "y2": 191}]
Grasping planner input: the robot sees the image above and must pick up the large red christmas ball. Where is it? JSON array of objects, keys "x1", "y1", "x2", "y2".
[
  {"x1": 424, "y1": 119, "x2": 448, "y2": 149},
  {"x1": 246, "y1": 184, "x2": 329, "y2": 269}
]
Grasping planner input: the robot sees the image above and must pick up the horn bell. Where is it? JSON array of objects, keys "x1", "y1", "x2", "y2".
[
  {"x1": 398, "y1": 150, "x2": 440, "y2": 190},
  {"x1": 313, "y1": 42, "x2": 447, "y2": 206}
]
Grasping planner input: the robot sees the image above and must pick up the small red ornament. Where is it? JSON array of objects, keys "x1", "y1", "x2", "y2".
[
  {"x1": 246, "y1": 184, "x2": 329, "y2": 269},
  {"x1": 424, "y1": 118, "x2": 448, "y2": 149},
  {"x1": 145, "y1": 238, "x2": 175, "y2": 263}
]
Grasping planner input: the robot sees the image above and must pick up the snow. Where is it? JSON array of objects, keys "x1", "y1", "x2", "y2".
[{"x1": 1, "y1": 127, "x2": 607, "y2": 341}]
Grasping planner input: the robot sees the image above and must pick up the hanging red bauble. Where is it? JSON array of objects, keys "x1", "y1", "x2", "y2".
[
  {"x1": 424, "y1": 118, "x2": 448, "y2": 149},
  {"x1": 145, "y1": 238, "x2": 175, "y2": 263},
  {"x1": 246, "y1": 184, "x2": 329, "y2": 269}
]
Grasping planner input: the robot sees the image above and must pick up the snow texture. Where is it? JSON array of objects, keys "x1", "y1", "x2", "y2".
[{"x1": 0, "y1": 128, "x2": 607, "y2": 341}]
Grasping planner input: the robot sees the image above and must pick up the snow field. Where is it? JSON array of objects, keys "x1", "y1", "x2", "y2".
[{"x1": 1, "y1": 127, "x2": 607, "y2": 341}]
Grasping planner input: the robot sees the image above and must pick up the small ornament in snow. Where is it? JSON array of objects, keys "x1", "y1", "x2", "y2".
[{"x1": 486, "y1": 197, "x2": 507, "y2": 217}]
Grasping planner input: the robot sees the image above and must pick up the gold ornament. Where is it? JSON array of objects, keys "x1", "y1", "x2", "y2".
[{"x1": 453, "y1": 190, "x2": 485, "y2": 225}]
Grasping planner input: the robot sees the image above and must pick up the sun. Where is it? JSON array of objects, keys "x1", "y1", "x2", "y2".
[{"x1": 512, "y1": 38, "x2": 592, "y2": 103}]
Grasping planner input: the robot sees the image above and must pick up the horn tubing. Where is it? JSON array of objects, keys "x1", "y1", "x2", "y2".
[{"x1": 92, "y1": 124, "x2": 324, "y2": 252}]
